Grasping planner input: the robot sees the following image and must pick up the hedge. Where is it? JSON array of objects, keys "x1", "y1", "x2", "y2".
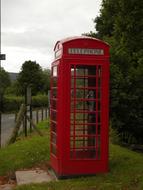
[{"x1": 3, "y1": 95, "x2": 49, "y2": 113}]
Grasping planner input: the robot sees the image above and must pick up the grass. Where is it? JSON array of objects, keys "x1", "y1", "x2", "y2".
[
  {"x1": 0, "y1": 120, "x2": 143, "y2": 189},
  {"x1": 14, "y1": 144, "x2": 143, "y2": 190},
  {"x1": 0, "y1": 120, "x2": 50, "y2": 176}
]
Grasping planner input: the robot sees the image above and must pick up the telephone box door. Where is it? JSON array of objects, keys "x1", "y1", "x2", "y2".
[
  {"x1": 70, "y1": 64, "x2": 101, "y2": 159},
  {"x1": 62, "y1": 60, "x2": 109, "y2": 174}
]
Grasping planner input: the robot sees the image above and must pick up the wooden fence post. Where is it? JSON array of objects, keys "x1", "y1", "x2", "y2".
[
  {"x1": 15, "y1": 113, "x2": 17, "y2": 122},
  {"x1": 26, "y1": 115, "x2": 43, "y2": 136},
  {"x1": 7, "y1": 104, "x2": 26, "y2": 145},
  {"x1": 36, "y1": 109, "x2": 39, "y2": 124},
  {"x1": 30, "y1": 105, "x2": 32, "y2": 133},
  {"x1": 45, "y1": 107, "x2": 48, "y2": 119},
  {"x1": 41, "y1": 107, "x2": 44, "y2": 121}
]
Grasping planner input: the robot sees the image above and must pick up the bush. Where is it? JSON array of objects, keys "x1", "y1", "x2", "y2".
[
  {"x1": 3, "y1": 96, "x2": 24, "y2": 112},
  {"x1": 3, "y1": 95, "x2": 48, "y2": 113},
  {"x1": 32, "y1": 95, "x2": 48, "y2": 108},
  {"x1": 110, "y1": 126, "x2": 121, "y2": 145}
]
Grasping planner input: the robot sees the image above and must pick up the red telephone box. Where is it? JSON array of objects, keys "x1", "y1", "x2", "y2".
[{"x1": 50, "y1": 36, "x2": 110, "y2": 178}]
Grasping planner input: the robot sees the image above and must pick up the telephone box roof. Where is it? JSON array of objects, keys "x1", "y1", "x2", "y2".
[{"x1": 54, "y1": 36, "x2": 109, "y2": 51}]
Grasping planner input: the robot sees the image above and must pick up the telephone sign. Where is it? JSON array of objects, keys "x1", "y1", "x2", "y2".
[
  {"x1": 68, "y1": 48, "x2": 104, "y2": 55},
  {"x1": 0, "y1": 54, "x2": 6, "y2": 60}
]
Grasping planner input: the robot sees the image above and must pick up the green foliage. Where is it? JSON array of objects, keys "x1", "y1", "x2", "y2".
[
  {"x1": 0, "y1": 68, "x2": 11, "y2": 95},
  {"x1": 32, "y1": 95, "x2": 49, "y2": 108},
  {"x1": 95, "y1": 0, "x2": 118, "y2": 38},
  {"x1": 5, "y1": 81, "x2": 20, "y2": 95},
  {"x1": 37, "y1": 119, "x2": 50, "y2": 130},
  {"x1": 88, "y1": 0, "x2": 143, "y2": 144},
  {"x1": 3, "y1": 95, "x2": 48, "y2": 112},
  {"x1": 41, "y1": 69, "x2": 51, "y2": 94},
  {"x1": 7, "y1": 62, "x2": 51, "y2": 96},
  {"x1": 17, "y1": 61, "x2": 44, "y2": 95},
  {"x1": 0, "y1": 68, "x2": 11, "y2": 111},
  {"x1": 109, "y1": 124, "x2": 121, "y2": 145},
  {"x1": 3, "y1": 96, "x2": 24, "y2": 112}
]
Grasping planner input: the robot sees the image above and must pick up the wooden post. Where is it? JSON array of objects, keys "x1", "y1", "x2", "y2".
[
  {"x1": 30, "y1": 105, "x2": 32, "y2": 133},
  {"x1": 24, "y1": 87, "x2": 27, "y2": 137},
  {"x1": 23, "y1": 118, "x2": 25, "y2": 133},
  {"x1": 24, "y1": 113, "x2": 27, "y2": 136},
  {"x1": 41, "y1": 107, "x2": 44, "y2": 121},
  {"x1": 45, "y1": 107, "x2": 48, "y2": 119},
  {"x1": 36, "y1": 109, "x2": 39, "y2": 123},
  {"x1": 15, "y1": 112, "x2": 17, "y2": 122},
  {"x1": 26, "y1": 115, "x2": 43, "y2": 136},
  {"x1": 27, "y1": 86, "x2": 32, "y2": 133},
  {"x1": 7, "y1": 104, "x2": 26, "y2": 145}
]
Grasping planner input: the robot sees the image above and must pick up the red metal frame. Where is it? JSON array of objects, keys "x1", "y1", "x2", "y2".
[{"x1": 50, "y1": 36, "x2": 110, "y2": 178}]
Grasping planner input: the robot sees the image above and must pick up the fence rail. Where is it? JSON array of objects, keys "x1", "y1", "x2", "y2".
[{"x1": 0, "y1": 107, "x2": 49, "y2": 147}]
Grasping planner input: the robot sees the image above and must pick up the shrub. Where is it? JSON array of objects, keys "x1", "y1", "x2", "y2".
[
  {"x1": 32, "y1": 95, "x2": 48, "y2": 108},
  {"x1": 3, "y1": 96, "x2": 24, "y2": 112},
  {"x1": 3, "y1": 95, "x2": 48, "y2": 113}
]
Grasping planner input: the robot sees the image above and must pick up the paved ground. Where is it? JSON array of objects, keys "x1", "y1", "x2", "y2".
[
  {"x1": 1, "y1": 113, "x2": 15, "y2": 147},
  {"x1": 0, "y1": 184, "x2": 15, "y2": 190},
  {"x1": 16, "y1": 169, "x2": 55, "y2": 185},
  {"x1": 0, "y1": 168, "x2": 56, "y2": 189}
]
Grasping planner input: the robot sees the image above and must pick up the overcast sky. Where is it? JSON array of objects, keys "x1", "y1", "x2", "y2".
[{"x1": 1, "y1": 0, "x2": 102, "y2": 73}]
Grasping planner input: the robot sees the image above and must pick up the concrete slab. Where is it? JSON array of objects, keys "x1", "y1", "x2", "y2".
[
  {"x1": 16, "y1": 169, "x2": 54, "y2": 185},
  {"x1": 0, "y1": 184, "x2": 15, "y2": 190}
]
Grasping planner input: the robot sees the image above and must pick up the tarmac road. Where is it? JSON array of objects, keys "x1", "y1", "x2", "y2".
[{"x1": 1, "y1": 113, "x2": 15, "y2": 146}]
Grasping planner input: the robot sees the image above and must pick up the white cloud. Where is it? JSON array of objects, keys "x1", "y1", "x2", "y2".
[
  {"x1": 1, "y1": 0, "x2": 102, "y2": 72},
  {"x1": 1, "y1": 47, "x2": 52, "y2": 72}
]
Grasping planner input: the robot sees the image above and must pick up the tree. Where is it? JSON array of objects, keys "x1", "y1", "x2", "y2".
[
  {"x1": 0, "y1": 68, "x2": 11, "y2": 95},
  {"x1": 86, "y1": 0, "x2": 143, "y2": 144},
  {"x1": 0, "y1": 68, "x2": 11, "y2": 111},
  {"x1": 41, "y1": 69, "x2": 51, "y2": 94},
  {"x1": 17, "y1": 61, "x2": 44, "y2": 95}
]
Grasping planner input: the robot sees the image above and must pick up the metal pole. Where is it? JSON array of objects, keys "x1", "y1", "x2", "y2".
[
  {"x1": 30, "y1": 104, "x2": 32, "y2": 133},
  {"x1": 41, "y1": 107, "x2": 43, "y2": 121}
]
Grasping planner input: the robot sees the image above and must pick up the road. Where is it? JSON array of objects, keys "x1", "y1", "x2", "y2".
[
  {"x1": 1, "y1": 113, "x2": 15, "y2": 146},
  {"x1": 1, "y1": 109, "x2": 48, "y2": 147}
]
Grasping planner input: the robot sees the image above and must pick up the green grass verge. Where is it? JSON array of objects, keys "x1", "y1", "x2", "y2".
[
  {"x1": 0, "y1": 120, "x2": 143, "y2": 189},
  {"x1": 0, "y1": 120, "x2": 50, "y2": 175},
  {"x1": 14, "y1": 144, "x2": 143, "y2": 190}
]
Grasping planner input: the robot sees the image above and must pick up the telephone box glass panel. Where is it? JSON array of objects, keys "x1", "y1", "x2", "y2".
[
  {"x1": 70, "y1": 65, "x2": 102, "y2": 159},
  {"x1": 51, "y1": 66, "x2": 58, "y2": 156}
]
